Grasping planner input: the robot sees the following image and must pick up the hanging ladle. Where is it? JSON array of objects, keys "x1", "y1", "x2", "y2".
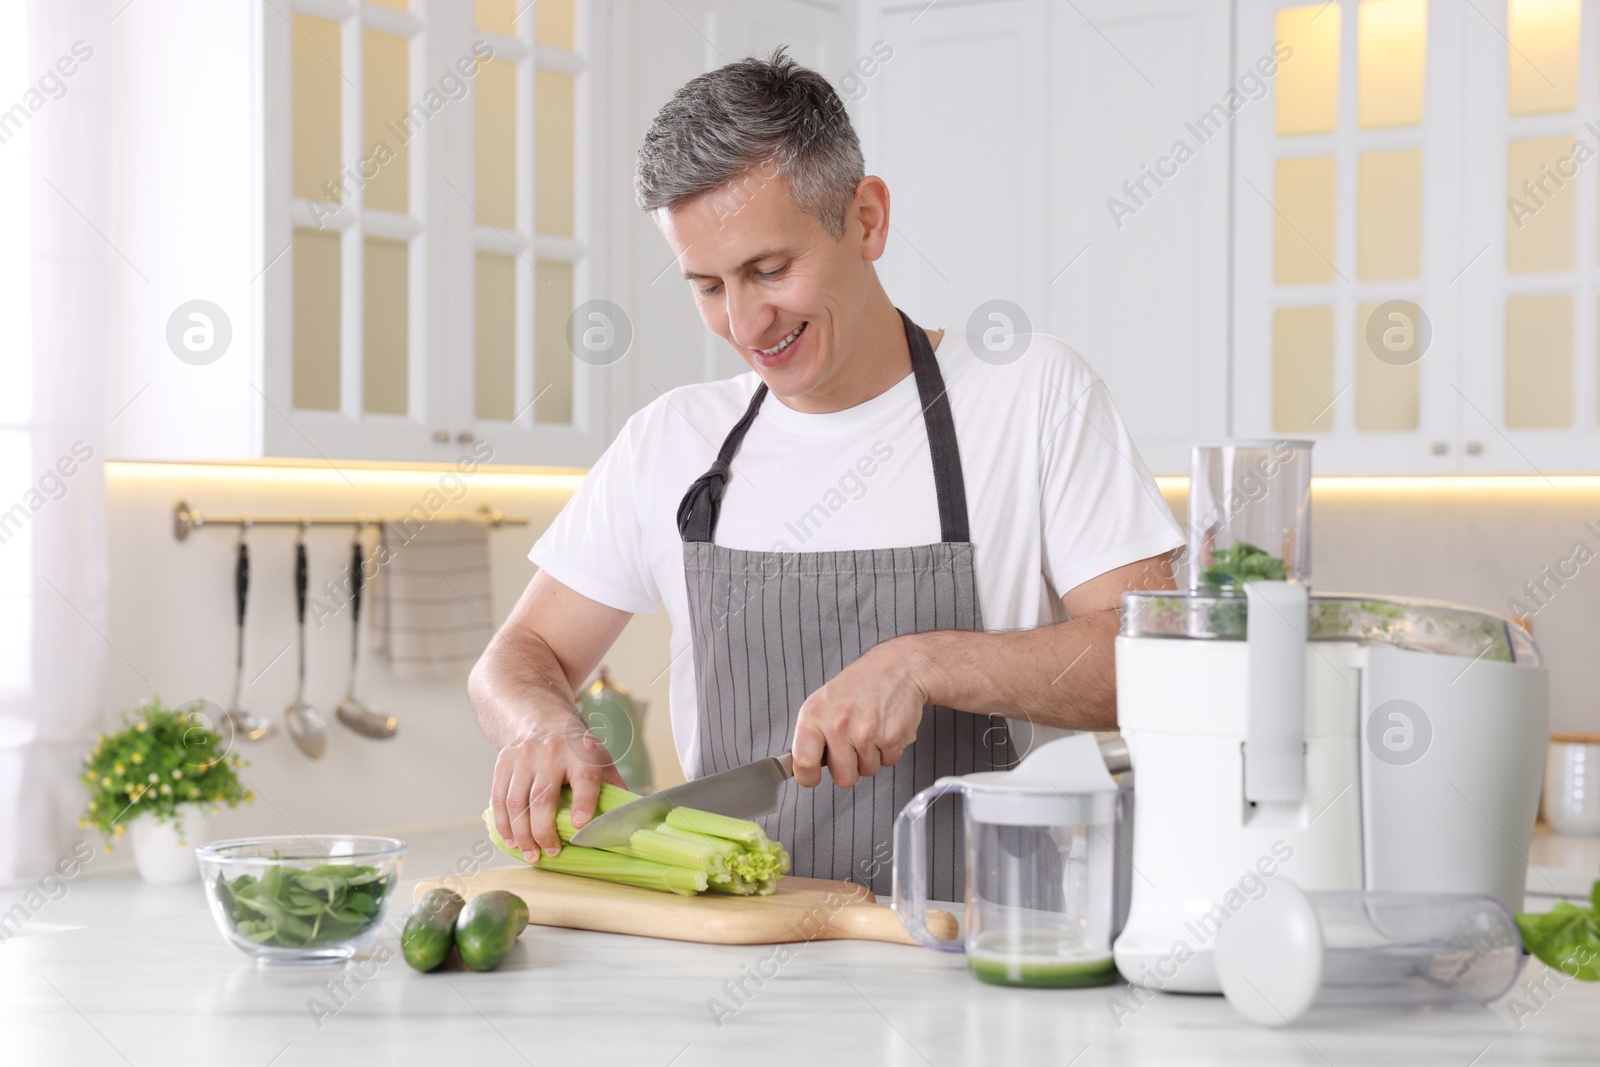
[
  {"x1": 284, "y1": 523, "x2": 327, "y2": 758},
  {"x1": 335, "y1": 524, "x2": 397, "y2": 739},
  {"x1": 222, "y1": 524, "x2": 275, "y2": 742}
]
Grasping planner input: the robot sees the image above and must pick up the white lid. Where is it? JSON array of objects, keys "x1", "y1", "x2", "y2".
[
  {"x1": 957, "y1": 734, "x2": 1119, "y2": 825},
  {"x1": 1213, "y1": 878, "x2": 1325, "y2": 1027}
]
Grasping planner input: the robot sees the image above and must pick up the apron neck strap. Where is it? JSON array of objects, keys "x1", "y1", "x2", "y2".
[
  {"x1": 678, "y1": 308, "x2": 971, "y2": 544},
  {"x1": 903, "y1": 308, "x2": 971, "y2": 544}
]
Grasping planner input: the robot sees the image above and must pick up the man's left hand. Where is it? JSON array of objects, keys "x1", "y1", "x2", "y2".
[{"x1": 790, "y1": 636, "x2": 932, "y2": 788}]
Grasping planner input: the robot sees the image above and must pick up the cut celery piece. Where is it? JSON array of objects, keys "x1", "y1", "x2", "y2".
[
  {"x1": 531, "y1": 843, "x2": 708, "y2": 896},
  {"x1": 662, "y1": 807, "x2": 764, "y2": 844},
  {"x1": 627, "y1": 827, "x2": 727, "y2": 876}
]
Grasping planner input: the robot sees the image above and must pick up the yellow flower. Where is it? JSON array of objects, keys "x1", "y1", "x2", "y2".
[
  {"x1": 99, "y1": 776, "x2": 112, "y2": 788},
  {"x1": 171, "y1": 769, "x2": 182, "y2": 780},
  {"x1": 135, "y1": 721, "x2": 147, "y2": 733},
  {"x1": 103, "y1": 844, "x2": 112, "y2": 853},
  {"x1": 113, "y1": 764, "x2": 124, "y2": 776},
  {"x1": 159, "y1": 784, "x2": 171, "y2": 796},
  {"x1": 148, "y1": 773, "x2": 159, "y2": 783},
  {"x1": 87, "y1": 801, "x2": 97, "y2": 813},
  {"x1": 244, "y1": 791, "x2": 256, "y2": 802},
  {"x1": 130, "y1": 753, "x2": 143, "y2": 765}
]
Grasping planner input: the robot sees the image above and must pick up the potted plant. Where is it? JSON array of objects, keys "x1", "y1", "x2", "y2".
[{"x1": 79, "y1": 696, "x2": 253, "y2": 883}]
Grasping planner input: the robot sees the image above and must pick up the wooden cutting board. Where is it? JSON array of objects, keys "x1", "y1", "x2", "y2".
[{"x1": 412, "y1": 867, "x2": 956, "y2": 946}]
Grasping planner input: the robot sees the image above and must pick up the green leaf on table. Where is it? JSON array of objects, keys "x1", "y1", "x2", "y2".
[{"x1": 1517, "y1": 888, "x2": 1600, "y2": 981}]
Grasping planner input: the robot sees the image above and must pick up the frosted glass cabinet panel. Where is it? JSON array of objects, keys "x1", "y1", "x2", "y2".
[
  {"x1": 1274, "y1": 156, "x2": 1338, "y2": 284},
  {"x1": 292, "y1": 228, "x2": 341, "y2": 412},
  {"x1": 1505, "y1": 137, "x2": 1577, "y2": 273},
  {"x1": 1504, "y1": 295, "x2": 1574, "y2": 429},
  {"x1": 291, "y1": 14, "x2": 340, "y2": 203},
  {"x1": 1356, "y1": 302, "x2": 1422, "y2": 430},
  {"x1": 475, "y1": 251, "x2": 516, "y2": 423},
  {"x1": 536, "y1": 69, "x2": 576, "y2": 239},
  {"x1": 1357, "y1": 149, "x2": 1423, "y2": 280},
  {"x1": 1273, "y1": 306, "x2": 1336, "y2": 432},
  {"x1": 475, "y1": 0, "x2": 518, "y2": 37},
  {"x1": 1358, "y1": 0, "x2": 1427, "y2": 127},
  {"x1": 362, "y1": 29, "x2": 410, "y2": 215},
  {"x1": 363, "y1": 237, "x2": 409, "y2": 417},
  {"x1": 537, "y1": 0, "x2": 577, "y2": 49},
  {"x1": 476, "y1": 59, "x2": 518, "y2": 231},
  {"x1": 1275, "y1": 4, "x2": 1341, "y2": 135},
  {"x1": 535, "y1": 259, "x2": 575, "y2": 425},
  {"x1": 1506, "y1": 0, "x2": 1580, "y2": 115}
]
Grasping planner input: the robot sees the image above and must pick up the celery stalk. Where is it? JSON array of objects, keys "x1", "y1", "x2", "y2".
[
  {"x1": 661, "y1": 807, "x2": 765, "y2": 844},
  {"x1": 627, "y1": 827, "x2": 728, "y2": 875},
  {"x1": 656, "y1": 823, "x2": 742, "y2": 861},
  {"x1": 531, "y1": 843, "x2": 708, "y2": 895},
  {"x1": 480, "y1": 808, "x2": 706, "y2": 895}
]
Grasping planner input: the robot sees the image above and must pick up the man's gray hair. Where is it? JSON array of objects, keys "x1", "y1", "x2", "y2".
[{"x1": 634, "y1": 47, "x2": 865, "y2": 238}]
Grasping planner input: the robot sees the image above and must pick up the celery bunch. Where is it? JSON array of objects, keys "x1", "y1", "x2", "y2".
[{"x1": 482, "y1": 783, "x2": 789, "y2": 898}]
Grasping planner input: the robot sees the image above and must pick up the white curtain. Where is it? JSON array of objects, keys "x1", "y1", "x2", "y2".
[{"x1": 0, "y1": 0, "x2": 111, "y2": 884}]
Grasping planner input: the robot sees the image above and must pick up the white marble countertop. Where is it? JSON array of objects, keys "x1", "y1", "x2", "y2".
[{"x1": 2, "y1": 824, "x2": 1598, "y2": 1067}]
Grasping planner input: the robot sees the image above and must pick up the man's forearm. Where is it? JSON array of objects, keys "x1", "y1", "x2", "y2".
[
  {"x1": 468, "y1": 629, "x2": 584, "y2": 748},
  {"x1": 902, "y1": 610, "x2": 1123, "y2": 731}
]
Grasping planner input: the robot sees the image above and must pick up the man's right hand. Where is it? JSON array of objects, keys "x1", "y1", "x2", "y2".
[{"x1": 490, "y1": 711, "x2": 628, "y2": 860}]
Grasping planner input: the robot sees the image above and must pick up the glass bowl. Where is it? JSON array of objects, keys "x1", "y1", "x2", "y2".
[{"x1": 196, "y1": 835, "x2": 407, "y2": 963}]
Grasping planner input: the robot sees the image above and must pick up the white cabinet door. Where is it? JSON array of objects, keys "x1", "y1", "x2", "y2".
[
  {"x1": 442, "y1": 1, "x2": 614, "y2": 468},
  {"x1": 858, "y1": 0, "x2": 1051, "y2": 352},
  {"x1": 1052, "y1": 0, "x2": 1233, "y2": 475},
  {"x1": 856, "y1": 0, "x2": 1229, "y2": 475},
  {"x1": 1457, "y1": 0, "x2": 1600, "y2": 475},
  {"x1": 260, "y1": 1, "x2": 454, "y2": 465},
  {"x1": 1233, "y1": 0, "x2": 1462, "y2": 474}
]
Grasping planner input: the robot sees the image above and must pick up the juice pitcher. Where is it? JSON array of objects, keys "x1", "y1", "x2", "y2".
[{"x1": 892, "y1": 734, "x2": 1128, "y2": 987}]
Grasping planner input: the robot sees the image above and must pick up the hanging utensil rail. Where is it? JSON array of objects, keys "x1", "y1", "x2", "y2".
[{"x1": 171, "y1": 500, "x2": 530, "y2": 541}]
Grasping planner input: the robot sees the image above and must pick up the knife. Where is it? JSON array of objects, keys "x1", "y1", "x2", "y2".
[{"x1": 570, "y1": 752, "x2": 795, "y2": 848}]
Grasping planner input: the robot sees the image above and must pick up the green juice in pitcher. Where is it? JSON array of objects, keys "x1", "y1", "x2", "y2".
[{"x1": 967, "y1": 930, "x2": 1118, "y2": 988}]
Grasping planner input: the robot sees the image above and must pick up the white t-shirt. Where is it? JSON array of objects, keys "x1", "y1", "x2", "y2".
[{"x1": 530, "y1": 329, "x2": 1184, "y2": 775}]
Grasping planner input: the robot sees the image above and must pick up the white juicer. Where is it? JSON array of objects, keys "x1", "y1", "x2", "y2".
[{"x1": 1111, "y1": 441, "x2": 1549, "y2": 994}]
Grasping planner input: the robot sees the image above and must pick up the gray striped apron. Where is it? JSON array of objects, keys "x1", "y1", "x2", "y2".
[{"x1": 676, "y1": 309, "x2": 1015, "y2": 900}]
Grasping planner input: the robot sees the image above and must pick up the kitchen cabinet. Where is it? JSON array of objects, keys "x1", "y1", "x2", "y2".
[
  {"x1": 853, "y1": 0, "x2": 1233, "y2": 475},
  {"x1": 1235, "y1": 0, "x2": 1600, "y2": 473},
  {"x1": 109, "y1": 0, "x2": 614, "y2": 468}
]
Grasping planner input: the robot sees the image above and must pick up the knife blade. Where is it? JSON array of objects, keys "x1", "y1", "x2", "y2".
[{"x1": 569, "y1": 752, "x2": 795, "y2": 849}]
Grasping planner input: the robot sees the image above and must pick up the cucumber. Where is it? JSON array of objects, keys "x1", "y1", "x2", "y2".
[
  {"x1": 454, "y1": 890, "x2": 530, "y2": 972},
  {"x1": 401, "y1": 888, "x2": 466, "y2": 972}
]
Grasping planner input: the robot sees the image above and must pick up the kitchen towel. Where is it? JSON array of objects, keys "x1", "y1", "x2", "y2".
[{"x1": 370, "y1": 519, "x2": 494, "y2": 681}]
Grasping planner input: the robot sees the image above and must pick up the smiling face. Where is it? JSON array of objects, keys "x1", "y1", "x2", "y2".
[{"x1": 658, "y1": 167, "x2": 893, "y2": 412}]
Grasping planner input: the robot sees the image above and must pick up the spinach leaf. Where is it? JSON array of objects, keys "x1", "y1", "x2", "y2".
[
  {"x1": 221, "y1": 863, "x2": 389, "y2": 948},
  {"x1": 1200, "y1": 541, "x2": 1288, "y2": 591},
  {"x1": 1517, "y1": 883, "x2": 1600, "y2": 981}
]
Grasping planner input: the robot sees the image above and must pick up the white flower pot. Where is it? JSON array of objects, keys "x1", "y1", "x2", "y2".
[{"x1": 129, "y1": 808, "x2": 210, "y2": 884}]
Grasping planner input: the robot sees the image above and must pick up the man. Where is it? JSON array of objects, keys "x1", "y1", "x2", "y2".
[{"x1": 471, "y1": 50, "x2": 1181, "y2": 900}]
